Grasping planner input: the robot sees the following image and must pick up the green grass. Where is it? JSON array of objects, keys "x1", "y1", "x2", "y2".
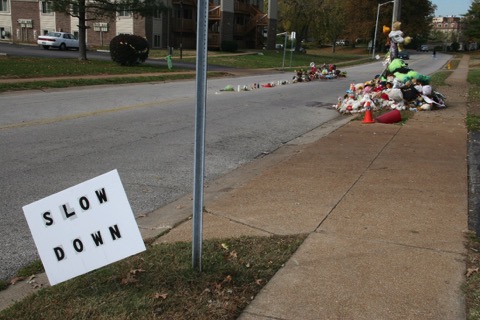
[
  {"x1": 467, "y1": 115, "x2": 480, "y2": 132},
  {"x1": 469, "y1": 68, "x2": 480, "y2": 86},
  {"x1": 468, "y1": 68, "x2": 480, "y2": 132},
  {"x1": 0, "y1": 50, "x2": 368, "y2": 80},
  {"x1": 0, "y1": 234, "x2": 306, "y2": 320},
  {"x1": 465, "y1": 54, "x2": 480, "y2": 319},
  {"x1": 429, "y1": 70, "x2": 452, "y2": 87},
  {"x1": 0, "y1": 56, "x2": 178, "y2": 78},
  {"x1": 16, "y1": 261, "x2": 44, "y2": 278},
  {"x1": 194, "y1": 50, "x2": 369, "y2": 69},
  {"x1": 0, "y1": 49, "x2": 370, "y2": 92},
  {"x1": 0, "y1": 73, "x2": 203, "y2": 92},
  {"x1": 464, "y1": 232, "x2": 480, "y2": 320},
  {"x1": 147, "y1": 47, "x2": 371, "y2": 70}
]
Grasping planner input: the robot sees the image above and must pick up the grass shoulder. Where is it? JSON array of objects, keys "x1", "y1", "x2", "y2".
[
  {"x1": 468, "y1": 53, "x2": 480, "y2": 131},
  {"x1": 0, "y1": 48, "x2": 370, "y2": 93},
  {"x1": 0, "y1": 234, "x2": 306, "y2": 319},
  {"x1": 464, "y1": 51, "x2": 480, "y2": 319}
]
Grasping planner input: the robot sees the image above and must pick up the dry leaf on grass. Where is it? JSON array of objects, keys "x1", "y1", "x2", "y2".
[
  {"x1": 153, "y1": 293, "x2": 168, "y2": 300},
  {"x1": 121, "y1": 275, "x2": 138, "y2": 285},
  {"x1": 10, "y1": 277, "x2": 25, "y2": 285},
  {"x1": 467, "y1": 267, "x2": 479, "y2": 278},
  {"x1": 121, "y1": 269, "x2": 145, "y2": 284},
  {"x1": 130, "y1": 268, "x2": 145, "y2": 275}
]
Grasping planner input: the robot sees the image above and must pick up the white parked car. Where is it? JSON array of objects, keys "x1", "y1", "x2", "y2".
[{"x1": 37, "y1": 32, "x2": 79, "y2": 50}]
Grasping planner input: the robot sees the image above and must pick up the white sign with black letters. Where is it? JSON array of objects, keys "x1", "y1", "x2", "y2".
[{"x1": 23, "y1": 170, "x2": 146, "y2": 286}]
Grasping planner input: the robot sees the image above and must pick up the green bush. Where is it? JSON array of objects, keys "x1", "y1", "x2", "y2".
[
  {"x1": 221, "y1": 40, "x2": 238, "y2": 53},
  {"x1": 450, "y1": 42, "x2": 460, "y2": 52},
  {"x1": 110, "y1": 34, "x2": 150, "y2": 66}
]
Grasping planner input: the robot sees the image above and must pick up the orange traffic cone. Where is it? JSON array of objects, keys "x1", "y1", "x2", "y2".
[{"x1": 362, "y1": 102, "x2": 375, "y2": 124}]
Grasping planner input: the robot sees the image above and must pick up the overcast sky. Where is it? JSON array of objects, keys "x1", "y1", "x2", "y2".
[{"x1": 431, "y1": 0, "x2": 471, "y2": 17}]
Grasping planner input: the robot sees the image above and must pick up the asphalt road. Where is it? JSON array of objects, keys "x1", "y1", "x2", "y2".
[{"x1": 0, "y1": 47, "x2": 449, "y2": 281}]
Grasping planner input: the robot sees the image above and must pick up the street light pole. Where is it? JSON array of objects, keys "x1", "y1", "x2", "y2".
[
  {"x1": 180, "y1": 0, "x2": 184, "y2": 60},
  {"x1": 372, "y1": 1, "x2": 394, "y2": 59},
  {"x1": 392, "y1": 0, "x2": 401, "y2": 26}
]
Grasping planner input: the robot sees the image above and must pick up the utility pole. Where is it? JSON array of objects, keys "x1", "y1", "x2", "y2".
[
  {"x1": 392, "y1": 0, "x2": 401, "y2": 25},
  {"x1": 180, "y1": 0, "x2": 184, "y2": 60}
]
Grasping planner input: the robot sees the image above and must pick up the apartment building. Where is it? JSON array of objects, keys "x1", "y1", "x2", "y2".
[
  {"x1": 0, "y1": 0, "x2": 275, "y2": 49},
  {"x1": 431, "y1": 16, "x2": 462, "y2": 42}
]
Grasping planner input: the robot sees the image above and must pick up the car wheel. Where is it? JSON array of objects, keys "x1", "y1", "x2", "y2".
[
  {"x1": 42, "y1": 45, "x2": 50, "y2": 50},
  {"x1": 59, "y1": 43, "x2": 67, "y2": 50}
]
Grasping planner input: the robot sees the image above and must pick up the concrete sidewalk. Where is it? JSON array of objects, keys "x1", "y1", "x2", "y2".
[{"x1": 154, "y1": 56, "x2": 470, "y2": 319}]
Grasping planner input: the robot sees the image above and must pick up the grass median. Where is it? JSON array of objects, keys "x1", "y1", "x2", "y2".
[{"x1": 0, "y1": 48, "x2": 370, "y2": 93}]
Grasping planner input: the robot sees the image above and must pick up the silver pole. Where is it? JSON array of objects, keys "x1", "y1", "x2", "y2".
[
  {"x1": 192, "y1": 0, "x2": 208, "y2": 272},
  {"x1": 289, "y1": 33, "x2": 294, "y2": 67},
  {"x1": 372, "y1": 4, "x2": 381, "y2": 59},
  {"x1": 372, "y1": 1, "x2": 394, "y2": 60},
  {"x1": 392, "y1": 0, "x2": 401, "y2": 26},
  {"x1": 276, "y1": 32, "x2": 288, "y2": 69}
]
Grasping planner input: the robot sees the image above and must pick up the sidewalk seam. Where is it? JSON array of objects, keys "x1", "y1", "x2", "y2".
[{"x1": 314, "y1": 124, "x2": 403, "y2": 231}]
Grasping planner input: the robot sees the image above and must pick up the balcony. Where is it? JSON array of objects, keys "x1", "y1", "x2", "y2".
[
  {"x1": 209, "y1": 5, "x2": 221, "y2": 20},
  {"x1": 172, "y1": 18, "x2": 195, "y2": 33}
]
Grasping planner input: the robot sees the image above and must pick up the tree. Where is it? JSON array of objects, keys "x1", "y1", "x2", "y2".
[
  {"x1": 398, "y1": 0, "x2": 435, "y2": 45},
  {"x1": 341, "y1": 0, "x2": 435, "y2": 51},
  {"x1": 51, "y1": 0, "x2": 168, "y2": 60},
  {"x1": 343, "y1": 0, "x2": 377, "y2": 47},
  {"x1": 295, "y1": 0, "x2": 434, "y2": 54},
  {"x1": 463, "y1": 0, "x2": 480, "y2": 42},
  {"x1": 277, "y1": 0, "x2": 324, "y2": 49},
  {"x1": 313, "y1": 0, "x2": 346, "y2": 52}
]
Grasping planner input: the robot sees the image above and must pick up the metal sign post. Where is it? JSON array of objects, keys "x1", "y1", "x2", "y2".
[
  {"x1": 277, "y1": 32, "x2": 288, "y2": 70},
  {"x1": 289, "y1": 31, "x2": 296, "y2": 67},
  {"x1": 192, "y1": 0, "x2": 208, "y2": 272}
]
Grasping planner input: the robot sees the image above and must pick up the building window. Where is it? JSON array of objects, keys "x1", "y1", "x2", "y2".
[
  {"x1": 153, "y1": 9, "x2": 162, "y2": 19},
  {"x1": 41, "y1": 1, "x2": 52, "y2": 14},
  {"x1": 118, "y1": 6, "x2": 131, "y2": 17},
  {"x1": 154, "y1": 34, "x2": 161, "y2": 47},
  {"x1": 0, "y1": 0, "x2": 9, "y2": 12}
]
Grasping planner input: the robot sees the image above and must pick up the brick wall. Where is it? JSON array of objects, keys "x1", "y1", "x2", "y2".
[
  {"x1": 133, "y1": 15, "x2": 146, "y2": 37},
  {"x1": 86, "y1": 16, "x2": 117, "y2": 48},
  {"x1": 11, "y1": 0, "x2": 39, "y2": 44},
  {"x1": 55, "y1": 12, "x2": 71, "y2": 33}
]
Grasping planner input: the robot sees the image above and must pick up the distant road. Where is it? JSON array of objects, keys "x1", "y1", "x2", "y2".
[{"x1": 0, "y1": 42, "x2": 205, "y2": 70}]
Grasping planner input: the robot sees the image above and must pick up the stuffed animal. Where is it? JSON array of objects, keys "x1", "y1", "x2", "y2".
[
  {"x1": 383, "y1": 25, "x2": 391, "y2": 46},
  {"x1": 388, "y1": 21, "x2": 410, "y2": 60}
]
